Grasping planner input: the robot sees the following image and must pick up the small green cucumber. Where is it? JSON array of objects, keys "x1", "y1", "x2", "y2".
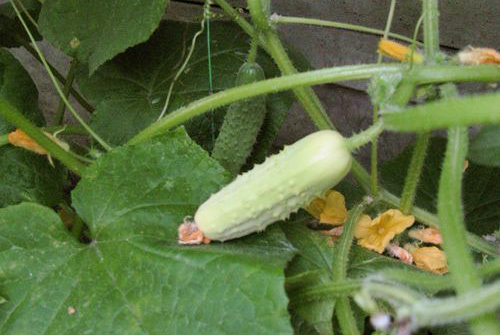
[
  {"x1": 196, "y1": 130, "x2": 352, "y2": 241},
  {"x1": 211, "y1": 62, "x2": 267, "y2": 175}
]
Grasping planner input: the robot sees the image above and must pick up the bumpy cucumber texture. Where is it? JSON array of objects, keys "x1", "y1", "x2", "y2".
[
  {"x1": 196, "y1": 130, "x2": 352, "y2": 241},
  {"x1": 211, "y1": 62, "x2": 267, "y2": 175}
]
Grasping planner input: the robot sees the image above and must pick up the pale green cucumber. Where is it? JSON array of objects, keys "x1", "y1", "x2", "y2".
[
  {"x1": 211, "y1": 62, "x2": 267, "y2": 175},
  {"x1": 196, "y1": 130, "x2": 352, "y2": 241}
]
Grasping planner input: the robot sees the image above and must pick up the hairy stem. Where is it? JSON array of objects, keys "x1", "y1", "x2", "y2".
[
  {"x1": 399, "y1": 133, "x2": 430, "y2": 214},
  {"x1": 437, "y1": 83, "x2": 499, "y2": 334}
]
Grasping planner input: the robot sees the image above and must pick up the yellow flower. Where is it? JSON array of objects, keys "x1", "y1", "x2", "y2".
[
  {"x1": 354, "y1": 209, "x2": 415, "y2": 253},
  {"x1": 412, "y1": 246, "x2": 448, "y2": 275},
  {"x1": 378, "y1": 38, "x2": 424, "y2": 64},
  {"x1": 457, "y1": 47, "x2": 500, "y2": 65},
  {"x1": 306, "y1": 190, "x2": 348, "y2": 225}
]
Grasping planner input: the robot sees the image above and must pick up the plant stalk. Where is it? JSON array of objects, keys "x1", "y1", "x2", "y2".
[
  {"x1": 333, "y1": 201, "x2": 369, "y2": 335},
  {"x1": 272, "y1": 15, "x2": 422, "y2": 46},
  {"x1": 55, "y1": 59, "x2": 78, "y2": 124}
]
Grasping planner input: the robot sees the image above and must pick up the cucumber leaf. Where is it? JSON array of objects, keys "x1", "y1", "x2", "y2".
[
  {"x1": 38, "y1": 0, "x2": 171, "y2": 74},
  {"x1": 284, "y1": 215, "x2": 335, "y2": 335},
  {"x1": 468, "y1": 125, "x2": 500, "y2": 167},
  {"x1": 0, "y1": 49, "x2": 43, "y2": 133},
  {"x1": 0, "y1": 146, "x2": 65, "y2": 207},
  {"x1": 0, "y1": 128, "x2": 295, "y2": 335},
  {"x1": 75, "y1": 20, "x2": 294, "y2": 150},
  {"x1": 381, "y1": 138, "x2": 500, "y2": 235},
  {"x1": 0, "y1": 0, "x2": 41, "y2": 47}
]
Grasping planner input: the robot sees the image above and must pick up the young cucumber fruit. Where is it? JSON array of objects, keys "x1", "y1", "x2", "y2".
[
  {"x1": 195, "y1": 130, "x2": 352, "y2": 241},
  {"x1": 211, "y1": 62, "x2": 267, "y2": 175}
]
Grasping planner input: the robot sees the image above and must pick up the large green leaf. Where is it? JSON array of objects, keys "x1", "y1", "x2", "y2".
[
  {"x1": 381, "y1": 138, "x2": 500, "y2": 235},
  {"x1": 75, "y1": 20, "x2": 294, "y2": 150},
  {"x1": 0, "y1": 0, "x2": 41, "y2": 47},
  {"x1": 0, "y1": 48, "x2": 42, "y2": 133},
  {"x1": 468, "y1": 126, "x2": 500, "y2": 167},
  {"x1": 284, "y1": 214, "x2": 335, "y2": 335},
  {"x1": 38, "y1": 0, "x2": 170, "y2": 74},
  {"x1": 0, "y1": 128, "x2": 295, "y2": 335},
  {"x1": 0, "y1": 146, "x2": 65, "y2": 207}
]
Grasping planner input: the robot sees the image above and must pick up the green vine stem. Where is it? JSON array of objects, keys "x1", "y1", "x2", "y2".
[
  {"x1": 346, "y1": 120, "x2": 384, "y2": 151},
  {"x1": 382, "y1": 92, "x2": 500, "y2": 132},
  {"x1": 333, "y1": 200, "x2": 370, "y2": 335},
  {"x1": 248, "y1": 0, "x2": 333, "y2": 130},
  {"x1": 0, "y1": 98, "x2": 85, "y2": 175},
  {"x1": 398, "y1": 0, "x2": 439, "y2": 215},
  {"x1": 128, "y1": 64, "x2": 400, "y2": 144},
  {"x1": 54, "y1": 59, "x2": 78, "y2": 124},
  {"x1": 401, "y1": 280, "x2": 500, "y2": 329},
  {"x1": 20, "y1": 42, "x2": 95, "y2": 113},
  {"x1": 287, "y1": 279, "x2": 361, "y2": 306},
  {"x1": 271, "y1": 15, "x2": 422, "y2": 46},
  {"x1": 437, "y1": 83, "x2": 499, "y2": 334},
  {"x1": 371, "y1": 0, "x2": 397, "y2": 197},
  {"x1": 127, "y1": 64, "x2": 499, "y2": 145},
  {"x1": 399, "y1": 134, "x2": 430, "y2": 214},
  {"x1": 10, "y1": 1, "x2": 111, "y2": 151},
  {"x1": 291, "y1": 257, "x2": 500, "y2": 305},
  {"x1": 423, "y1": 0, "x2": 440, "y2": 63}
]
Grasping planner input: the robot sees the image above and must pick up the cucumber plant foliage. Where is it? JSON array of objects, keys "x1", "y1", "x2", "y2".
[{"x1": 0, "y1": 1, "x2": 499, "y2": 335}]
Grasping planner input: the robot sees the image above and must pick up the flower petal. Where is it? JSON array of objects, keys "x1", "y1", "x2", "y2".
[
  {"x1": 412, "y1": 246, "x2": 448, "y2": 275},
  {"x1": 355, "y1": 209, "x2": 414, "y2": 253}
]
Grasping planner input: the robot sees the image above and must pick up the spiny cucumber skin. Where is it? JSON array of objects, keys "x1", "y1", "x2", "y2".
[
  {"x1": 211, "y1": 62, "x2": 267, "y2": 175},
  {"x1": 196, "y1": 130, "x2": 352, "y2": 241}
]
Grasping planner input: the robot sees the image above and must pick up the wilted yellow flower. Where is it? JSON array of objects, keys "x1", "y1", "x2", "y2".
[
  {"x1": 458, "y1": 47, "x2": 500, "y2": 65},
  {"x1": 8, "y1": 129, "x2": 49, "y2": 155},
  {"x1": 378, "y1": 39, "x2": 424, "y2": 64},
  {"x1": 8, "y1": 129, "x2": 70, "y2": 166},
  {"x1": 409, "y1": 228, "x2": 442, "y2": 245},
  {"x1": 306, "y1": 190, "x2": 348, "y2": 225},
  {"x1": 412, "y1": 246, "x2": 448, "y2": 275},
  {"x1": 354, "y1": 209, "x2": 415, "y2": 253}
]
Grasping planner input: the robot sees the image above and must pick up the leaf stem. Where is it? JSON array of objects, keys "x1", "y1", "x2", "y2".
[
  {"x1": 271, "y1": 14, "x2": 422, "y2": 46},
  {"x1": 255, "y1": 27, "x2": 333, "y2": 130},
  {"x1": 54, "y1": 59, "x2": 78, "y2": 124},
  {"x1": 347, "y1": 120, "x2": 385, "y2": 152},
  {"x1": 0, "y1": 98, "x2": 84, "y2": 175}
]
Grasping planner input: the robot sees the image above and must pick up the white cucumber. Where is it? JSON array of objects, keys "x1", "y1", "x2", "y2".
[{"x1": 194, "y1": 130, "x2": 352, "y2": 241}]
